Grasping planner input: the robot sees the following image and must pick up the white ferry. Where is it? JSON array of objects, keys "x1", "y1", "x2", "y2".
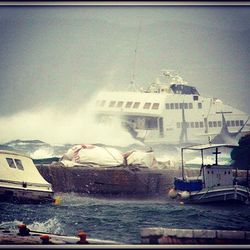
[
  {"x1": 0, "y1": 150, "x2": 54, "y2": 203},
  {"x1": 93, "y1": 70, "x2": 250, "y2": 145}
]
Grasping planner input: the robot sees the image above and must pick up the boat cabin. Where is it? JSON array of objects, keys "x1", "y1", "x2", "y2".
[
  {"x1": 175, "y1": 144, "x2": 237, "y2": 191},
  {"x1": 0, "y1": 150, "x2": 54, "y2": 203}
]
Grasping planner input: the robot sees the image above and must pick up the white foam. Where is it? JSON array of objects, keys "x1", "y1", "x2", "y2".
[
  {"x1": 0, "y1": 91, "x2": 143, "y2": 147},
  {"x1": 30, "y1": 147, "x2": 56, "y2": 159},
  {"x1": 27, "y1": 218, "x2": 64, "y2": 235}
]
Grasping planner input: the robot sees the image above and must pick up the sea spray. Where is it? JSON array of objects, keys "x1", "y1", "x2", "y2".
[
  {"x1": 30, "y1": 147, "x2": 56, "y2": 159},
  {"x1": 0, "y1": 90, "x2": 143, "y2": 147},
  {"x1": 27, "y1": 218, "x2": 64, "y2": 235}
]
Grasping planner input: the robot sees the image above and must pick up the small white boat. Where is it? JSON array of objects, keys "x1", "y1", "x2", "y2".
[
  {"x1": 0, "y1": 150, "x2": 54, "y2": 203},
  {"x1": 169, "y1": 144, "x2": 250, "y2": 204}
]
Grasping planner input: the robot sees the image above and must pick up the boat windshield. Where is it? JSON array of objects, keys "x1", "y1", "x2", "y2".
[
  {"x1": 183, "y1": 146, "x2": 234, "y2": 169},
  {"x1": 170, "y1": 84, "x2": 199, "y2": 95}
]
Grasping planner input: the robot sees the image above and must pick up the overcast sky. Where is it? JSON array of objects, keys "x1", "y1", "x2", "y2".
[{"x1": 0, "y1": 3, "x2": 249, "y2": 143}]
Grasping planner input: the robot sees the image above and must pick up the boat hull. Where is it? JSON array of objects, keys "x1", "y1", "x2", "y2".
[
  {"x1": 0, "y1": 183, "x2": 54, "y2": 204},
  {"x1": 178, "y1": 185, "x2": 250, "y2": 204}
]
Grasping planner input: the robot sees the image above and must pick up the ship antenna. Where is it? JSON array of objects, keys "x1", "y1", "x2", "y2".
[{"x1": 130, "y1": 21, "x2": 142, "y2": 91}]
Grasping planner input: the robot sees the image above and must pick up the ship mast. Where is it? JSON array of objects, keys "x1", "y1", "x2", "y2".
[{"x1": 130, "y1": 22, "x2": 141, "y2": 91}]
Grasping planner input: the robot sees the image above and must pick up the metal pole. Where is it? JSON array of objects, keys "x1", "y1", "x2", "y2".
[
  {"x1": 201, "y1": 149, "x2": 205, "y2": 188},
  {"x1": 215, "y1": 147, "x2": 218, "y2": 165},
  {"x1": 201, "y1": 149, "x2": 204, "y2": 167},
  {"x1": 247, "y1": 169, "x2": 249, "y2": 188},
  {"x1": 181, "y1": 148, "x2": 184, "y2": 180}
]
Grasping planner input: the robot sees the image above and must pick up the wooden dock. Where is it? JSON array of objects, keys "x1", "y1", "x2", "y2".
[
  {"x1": 2, "y1": 225, "x2": 250, "y2": 246},
  {"x1": 140, "y1": 227, "x2": 250, "y2": 244},
  {"x1": 0, "y1": 226, "x2": 123, "y2": 245}
]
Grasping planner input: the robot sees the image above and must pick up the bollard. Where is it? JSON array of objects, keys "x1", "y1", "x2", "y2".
[
  {"x1": 77, "y1": 231, "x2": 89, "y2": 244},
  {"x1": 40, "y1": 234, "x2": 50, "y2": 244},
  {"x1": 17, "y1": 224, "x2": 30, "y2": 236}
]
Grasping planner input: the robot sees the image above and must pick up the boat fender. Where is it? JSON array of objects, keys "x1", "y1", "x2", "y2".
[
  {"x1": 168, "y1": 188, "x2": 178, "y2": 199},
  {"x1": 40, "y1": 234, "x2": 51, "y2": 244},
  {"x1": 17, "y1": 224, "x2": 30, "y2": 236},
  {"x1": 77, "y1": 231, "x2": 89, "y2": 244},
  {"x1": 180, "y1": 191, "x2": 190, "y2": 200},
  {"x1": 53, "y1": 196, "x2": 62, "y2": 205}
]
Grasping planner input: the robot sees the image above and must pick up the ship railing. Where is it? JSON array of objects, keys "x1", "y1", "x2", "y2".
[{"x1": 0, "y1": 179, "x2": 52, "y2": 189}]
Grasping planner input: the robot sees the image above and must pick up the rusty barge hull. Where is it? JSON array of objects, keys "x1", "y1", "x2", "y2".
[{"x1": 36, "y1": 164, "x2": 198, "y2": 197}]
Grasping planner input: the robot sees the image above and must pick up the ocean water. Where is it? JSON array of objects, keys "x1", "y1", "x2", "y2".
[
  {"x1": 1, "y1": 193, "x2": 250, "y2": 244},
  {"x1": 0, "y1": 140, "x2": 249, "y2": 244}
]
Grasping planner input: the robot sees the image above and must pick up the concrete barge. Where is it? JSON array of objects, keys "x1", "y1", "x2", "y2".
[
  {"x1": 36, "y1": 163, "x2": 249, "y2": 197},
  {"x1": 36, "y1": 163, "x2": 201, "y2": 197}
]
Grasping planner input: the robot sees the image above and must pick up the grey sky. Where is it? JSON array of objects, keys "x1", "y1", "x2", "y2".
[{"x1": 0, "y1": 4, "x2": 249, "y2": 117}]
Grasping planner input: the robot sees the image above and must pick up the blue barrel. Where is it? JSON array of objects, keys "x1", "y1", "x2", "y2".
[{"x1": 174, "y1": 178, "x2": 202, "y2": 191}]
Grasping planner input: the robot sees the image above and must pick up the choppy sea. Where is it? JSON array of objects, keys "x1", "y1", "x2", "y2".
[
  {"x1": 1, "y1": 193, "x2": 250, "y2": 244},
  {"x1": 1, "y1": 140, "x2": 250, "y2": 244}
]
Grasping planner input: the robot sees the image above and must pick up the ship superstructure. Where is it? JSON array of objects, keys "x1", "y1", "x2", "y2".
[{"x1": 93, "y1": 70, "x2": 250, "y2": 144}]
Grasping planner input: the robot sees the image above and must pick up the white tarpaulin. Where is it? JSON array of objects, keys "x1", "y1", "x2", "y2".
[
  {"x1": 124, "y1": 150, "x2": 158, "y2": 168},
  {"x1": 61, "y1": 144, "x2": 124, "y2": 167}
]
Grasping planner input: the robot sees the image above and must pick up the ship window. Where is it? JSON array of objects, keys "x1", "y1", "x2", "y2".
[
  {"x1": 199, "y1": 122, "x2": 204, "y2": 128},
  {"x1": 117, "y1": 101, "x2": 124, "y2": 108},
  {"x1": 125, "y1": 102, "x2": 133, "y2": 108},
  {"x1": 195, "y1": 122, "x2": 199, "y2": 128},
  {"x1": 143, "y1": 102, "x2": 151, "y2": 109},
  {"x1": 100, "y1": 100, "x2": 106, "y2": 107},
  {"x1": 133, "y1": 102, "x2": 140, "y2": 109},
  {"x1": 236, "y1": 120, "x2": 240, "y2": 126},
  {"x1": 15, "y1": 159, "x2": 24, "y2": 170},
  {"x1": 240, "y1": 120, "x2": 244, "y2": 126},
  {"x1": 207, "y1": 171, "x2": 210, "y2": 174},
  {"x1": 228, "y1": 171, "x2": 230, "y2": 174},
  {"x1": 145, "y1": 117, "x2": 158, "y2": 129},
  {"x1": 165, "y1": 103, "x2": 170, "y2": 109},
  {"x1": 186, "y1": 122, "x2": 190, "y2": 128},
  {"x1": 171, "y1": 84, "x2": 199, "y2": 95},
  {"x1": 184, "y1": 103, "x2": 188, "y2": 109},
  {"x1": 109, "y1": 101, "x2": 116, "y2": 107},
  {"x1": 189, "y1": 103, "x2": 193, "y2": 109},
  {"x1": 6, "y1": 158, "x2": 16, "y2": 169},
  {"x1": 152, "y1": 103, "x2": 160, "y2": 109},
  {"x1": 209, "y1": 121, "x2": 213, "y2": 127},
  {"x1": 191, "y1": 122, "x2": 194, "y2": 128},
  {"x1": 213, "y1": 121, "x2": 217, "y2": 127},
  {"x1": 198, "y1": 103, "x2": 202, "y2": 109},
  {"x1": 175, "y1": 103, "x2": 179, "y2": 109},
  {"x1": 170, "y1": 103, "x2": 174, "y2": 109},
  {"x1": 179, "y1": 103, "x2": 183, "y2": 109},
  {"x1": 231, "y1": 120, "x2": 235, "y2": 127},
  {"x1": 227, "y1": 121, "x2": 230, "y2": 126},
  {"x1": 218, "y1": 121, "x2": 222, "y2": 127},
  {"x1": 193, "y1": 96, "x2": 199, "y2": 101},
  {"x1": 177, "y1": 122, "x2": 181, "y2": 128}
]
